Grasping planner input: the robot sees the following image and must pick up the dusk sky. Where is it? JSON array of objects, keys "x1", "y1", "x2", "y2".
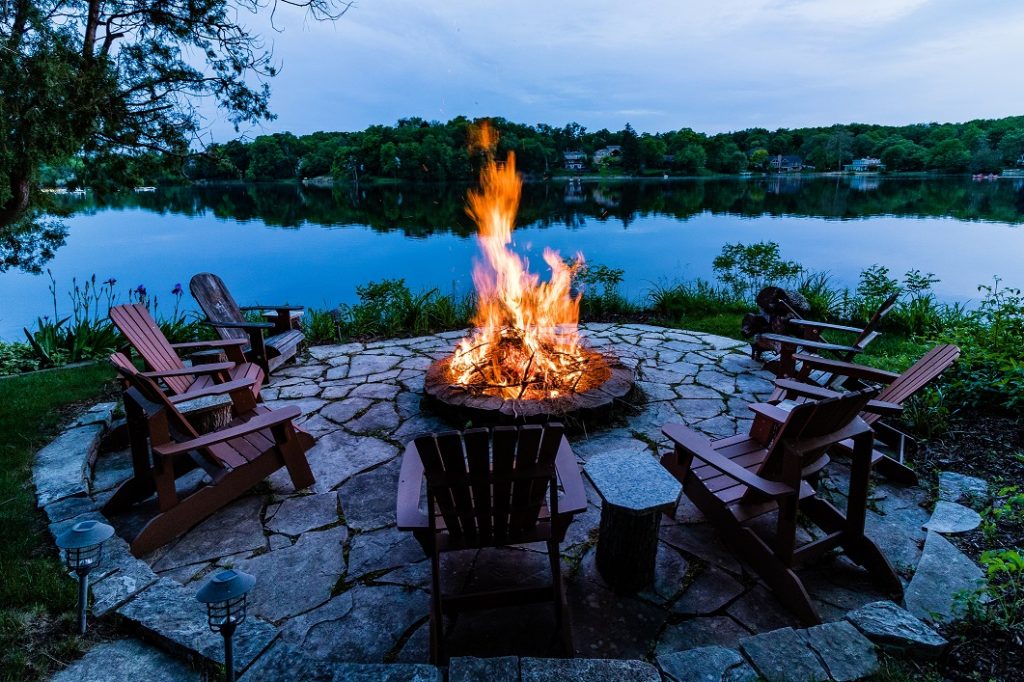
[{"x1": 206, "y1": 0, "x2": 1024, "y2": 141}]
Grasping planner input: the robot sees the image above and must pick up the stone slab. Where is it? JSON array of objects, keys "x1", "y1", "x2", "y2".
[
  {"x1": 739, "y1": 627, "x2": 829, "y2": 682},
  {"x1": 239, "y1": 641, "x2": 336, "y2": 682},
  {"x1": 89, "y1": 535, "x2": 159, "y2": 616},
  {"x1": 34, "y1": 423, "x2": 102, "y2": 506},
  {"x1": 584, "y1": 451, "x2": 681, "y2": 513},
  {"x1": 923, "y1": 500, "x2": 982, "y2": 534},
  {"x1": 51, "y1": 638, "x2": 199, "y2": 682},
  {"x1": 905, "y1": 531, "x2": 985, "y2": 623},
  {"x1": 116, "y1": 578, "x2": 277, "y2": 668},
  {"x1": 938, "y1": 471, "x2": 989, "y2": 506},
  {"x1": 329, "y1": 663, "x2": 440, "y2": 681},
  {"x1": 657, "y1": 645, "x2": 758, "y2": 682},
  {"x1": 152, "y1": 496, "x2": 266, "y2": 570},
  {"x1": 845, "y1": 600, "x2": 947, "y2": 659},
  {"x1": 803, "y1": 620, "x2": 879, "y2": 682},
  {"x1": 449, "y1": 656, "x2": 519, "y2": 682},
  {"x1": 521, "y1": 657, "x2": 661, "y2": 681},
  {"x1": 266, "y1": 492, "x2": 340, "y2": 536}
]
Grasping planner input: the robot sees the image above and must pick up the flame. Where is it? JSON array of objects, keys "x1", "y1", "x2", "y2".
[{"x1": 450, "y1": 123, "x2": 605, "y2": 400}]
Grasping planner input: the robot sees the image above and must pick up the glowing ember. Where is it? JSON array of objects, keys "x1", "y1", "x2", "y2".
[{"x1": 449, "y1": 123, "x2": 609, "y2": 400}]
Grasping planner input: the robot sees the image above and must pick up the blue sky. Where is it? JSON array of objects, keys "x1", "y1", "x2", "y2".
[{"x1": 206, "y1": 0, "x2": 1024, "y2": 140}]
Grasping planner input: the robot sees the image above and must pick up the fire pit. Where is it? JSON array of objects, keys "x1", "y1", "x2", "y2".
[{"x1": 424, "y1": 123, "x2": 635, "y2": 424}]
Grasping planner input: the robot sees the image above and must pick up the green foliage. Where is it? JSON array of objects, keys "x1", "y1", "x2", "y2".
[
  {"x1": 573, "y1": 263, "x2": 636, "y2": 319},
  {"x1": 712, "y1": 241, "x2": 803, "y2": 302},
  {"x1": 0, "y1": 342, "x2": 39, "y2": 375}
]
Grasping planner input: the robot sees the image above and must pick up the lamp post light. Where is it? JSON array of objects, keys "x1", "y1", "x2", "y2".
[
  {"x1": 196, "y1": 569, "x2": 255, "y2": 682},
  {"x1": 54, "y1": 519, "x2": 114, "y2": 634}
]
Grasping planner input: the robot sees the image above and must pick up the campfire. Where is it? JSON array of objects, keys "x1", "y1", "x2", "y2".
[{"x1": 425, "y1": 123, "x2": 633, "y2": 423}]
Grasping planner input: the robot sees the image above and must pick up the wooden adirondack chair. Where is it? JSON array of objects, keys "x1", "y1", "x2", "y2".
[
  {"x1": 190, "y1": 273, "x2": 305, "y2": 375},
  {"x1": 396, "y1": 424, "x2": 588, "y2": 663},
  {"x1": 109, "y1": 303, "x2": 264, "y2": 400},
  {"x1": 770, "y1": 344, "x2": 961, "y2": 485},
  {"x1": 105, "y1": 353, "x2": 315, "y2": 556},
  {"x1": 661, "y1": 387, "x2": 903, "y2": 626},
  {"x1": 755, "y1": 292, "x2": 900, "y2": 379}
]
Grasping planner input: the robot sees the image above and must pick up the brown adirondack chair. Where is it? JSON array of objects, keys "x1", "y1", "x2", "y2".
[
  {"x1": 661, "y1": 387, "x2": 903, "y2": 626},
  {"x1": 105, "y1": 353, "x2": 315, "y2": 556},
  {"x1": 396, "y1": 424, "x2": 588, "y2": 663},
  {"x1": 755, "y1": 292, "x2": 900, "y2": 379},
  {"x1": 109, "y1": 303, "x2": 264, "y2": 400},
  {"x1": 190, "y1": 273, "x2": 305, "y2": 375},
  {"x1": 770, "y1": 344, "x2": 961, "y2": 485}
]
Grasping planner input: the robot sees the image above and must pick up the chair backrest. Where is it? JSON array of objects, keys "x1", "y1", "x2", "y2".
[
  {"x1": 856, "y1": 292, "x2": 900, "y2": 346},
  {"x1": 413, "y1": 424, "x2": 564, "y2": 547},
  {"x1": 757, "y1": 387, "x2": 879, "y2": 481},
  {"x1": 189, "y1": 273, "x2": 248, "y2": 342},
  {"x1": 109, "y1": 352, "x2": 200, "y2": 443},
  {"x1": 866, "y1": 344, "x2": 960, "y2": 425},
  {"x1": 109, "y1": 303, "x2": 192, "y2": 395}
]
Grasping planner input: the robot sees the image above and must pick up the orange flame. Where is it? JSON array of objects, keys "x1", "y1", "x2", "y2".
[{"x1": 450, "y1": 123, "x2": 598, "y2": 400}]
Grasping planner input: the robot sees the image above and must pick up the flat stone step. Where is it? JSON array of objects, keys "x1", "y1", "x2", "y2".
[
  {"x1": 51, "y1": 638, "x2": 199, "y2": 682},
  {"x1": 905, "y1": 531, "x2": 985, "y2": 623},
  {"x1": 657, "y1": 645, "x2": 758, "y2": 681},
  {"x1": 521, "y1": 657, "x2": 661, "y2": 681},
  {"x1": 923, "y1": 500, "x2": 982, "y2": 534},
  {"x1": 33, "y1": 423, "x2": 103, "y2": 507},
  {"x1": 739, "y1": 627, "x2": 829, "y2": 682},
  {"x1": 845, "y1": 600, "x2": 947, "y2": 659}
]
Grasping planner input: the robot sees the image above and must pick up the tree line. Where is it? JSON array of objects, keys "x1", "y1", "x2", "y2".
[{"x1": 162, "y1": 115, "x2": 1024, "y2": 185}]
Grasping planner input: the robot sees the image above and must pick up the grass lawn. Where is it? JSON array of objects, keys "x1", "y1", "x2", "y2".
[{"x1": 0, "y1": 363, "x2": 116, "y2": 681}]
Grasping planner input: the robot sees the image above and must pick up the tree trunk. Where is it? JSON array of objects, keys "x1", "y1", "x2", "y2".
[{"x1": 0, "y1": 173, "x2": 32, "y2": 228}]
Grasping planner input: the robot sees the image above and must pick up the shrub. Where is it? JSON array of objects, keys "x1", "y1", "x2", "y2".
[
  {"x1": 573, "y1": 262, "x2": 636, "y2": 319},
  {"x1": 712, "y1": 241, "x2": 803, "y2": 302},
  {"x1": 0, "y1": 342, "x2": 39, "y2": 374},
  {"x1": 647, "y1": 279, "x2": 746, "y2": 320}
]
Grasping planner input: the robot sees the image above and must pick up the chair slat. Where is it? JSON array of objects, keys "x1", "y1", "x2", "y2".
[
  {"x1": 414, "y1": 434, "x2": 463, "y2": 538},
  {"x1": 437, "y1": 432, "x2": 476, "y2": 541},
  {"x1": 464, "y1": 427, "x2": 493, "y2": 544},
  {"x1": 491, "y1": 426, "x2": 518, "y2": 544},
  {"x1": 509, "y1": 425, "x2": 543, "y2": 535}
]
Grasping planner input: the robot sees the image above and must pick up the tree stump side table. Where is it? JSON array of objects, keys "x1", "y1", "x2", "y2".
[
  {"x1": 584, "y1": 451, "x2": 682, "y2": 593},
  {"x1": 176, "y1": 393, "x2": 233, "y2": 434}
]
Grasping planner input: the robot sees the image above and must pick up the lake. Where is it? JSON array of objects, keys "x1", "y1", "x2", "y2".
[{"x1": 1, "y1": 176, "x2": 1022, "y2": 340}]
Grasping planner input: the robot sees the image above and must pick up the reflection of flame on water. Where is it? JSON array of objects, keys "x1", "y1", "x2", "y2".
[{"x1": 450, "y1": 122, "x2": 609, "y2": 400}]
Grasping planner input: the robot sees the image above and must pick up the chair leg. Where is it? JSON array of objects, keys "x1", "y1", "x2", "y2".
[
  {"x1": 429, "y1": 550, "x2": 445, "y2": 665},
  {"x1": 275, "y1": 425, "x2": 315, "y2": 491},
  {"x1": 547, "y1": 539, "x2": 573, "y2": 657}
]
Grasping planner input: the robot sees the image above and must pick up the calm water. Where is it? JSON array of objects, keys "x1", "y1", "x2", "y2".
[{"x1": 1, "y1": 176, "x2": 1023, "y2": 340}]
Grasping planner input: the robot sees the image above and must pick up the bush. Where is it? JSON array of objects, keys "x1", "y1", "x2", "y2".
[
  {"x1": 573, "y1": 262, "x2": 636, "y2": 319},
  {"x1": 0, "y1": 342, "x2": 39, "y2": 375},
  {"x1": 712, "y1": 241, "x2": 803, "y2": 303}
]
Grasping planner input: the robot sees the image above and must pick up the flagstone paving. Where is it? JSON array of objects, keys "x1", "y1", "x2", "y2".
[{"x1": 42, "y1": 324, "x2": 972, "y2": 679}]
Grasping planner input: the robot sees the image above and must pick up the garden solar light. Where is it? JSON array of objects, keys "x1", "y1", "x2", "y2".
[
  {"x1": 55, "y1": 519, "x2": 114, "y2": 634},
  {"x1": 196, "y1": 569, "x2": 255, "y2": 682}
]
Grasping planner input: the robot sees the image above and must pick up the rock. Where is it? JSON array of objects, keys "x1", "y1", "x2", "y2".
[
  {"x1": 348, "y1": 383, "x2": 403, "y2": 400},
  {"x1": 240, "y1": 641, "x2": 336, "y2": 681},
  {"x1": 89, "y1": 535, "x2": 159, "y2": 616},
  {"x1": 328, "y1": 664, "x2": 440, "y2": 681},
  {"x1": 671, "y1": 565, "x2": 745, "y2": 616},
  {"x1": 74, "y1": 402, "x2": 117, "y2": 429},
  {"x1": 449, "y1": 656, "x2": 519, "y2": 682},
  {"x1": 905, "y1": 531, "x2": 985, "y2": 623},
  {"x1": 304, "y1": 431, "x2": 398, "y2": 493},
  {"x1": 938, "y1": 471, "x2": 989, "y2": 506},
  {"x1": 672, "y1": 398, "x2": 726, "y2": 420},
  {"x1": 923, "y1": 500, "x2": 983, "y2": 534},
  {"x1": 657, "y1": 645, "x2": 758, "y2": 682},
  {"x1": 281, "y1": 585, "x2": 428, "y2": 663},
  {"x1": 51, "y1": 638, "x2": 199, "y2": 682},
  {"x1": 233, "y1": 526, "x2": 347, "y2": 622},
  {"x1": 338, "y1": 459, "x2": 401, "y2": 531},
  {"x1": 346, "y1": 401, "x2": 401, "y2": 435},
  {"x1": 320, "y1": 398, "x2": 374, "y2": 425},
  {"x1": 348, "y1": 354, "x2": 403, "y2": 377},
  {"x1": 116, "y1": 579, "x2": 277, "y2": 668},
  {"x1": 845, "y1": 600, "x2": 948, "y2": 659},
  {"x1": 803, "y1": 620, "x2": 879, "y2": 681},
  {"x1": 266, "y1": 493, "x2": 340, "y2": 536},
  {"x1": 659, "y1": 523, "x2": 741, "y2": 573},
  {"x1": 520, "y1": 657, "x2": 660, "y2": 681},
  {"x1": 34, "y1": 423, "x2": 102, "y2": 506},
  {"x1": 656, "y1": 616, "x2": 752, "y2": 653},
  {"x1": 90, "y1": 448, "x2": 135, "y2": 493},
  {"x1": 152, "y1": 496, "x2": 266, "y2": 570},
  {"x1": 739, "y1": 627, "x2": 829, "y2": 682},
  {"x1": 44, "y1": 493, "x2": 102, "y2": 523},
  {"x1": 727, "y1": 584, "x2": 799, "y2": 634},
  {"x1": 347, "y1": 526, "x2": 425, "y2": 577}
]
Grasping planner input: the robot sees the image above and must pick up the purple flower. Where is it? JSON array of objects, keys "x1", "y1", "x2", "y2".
[
  {"x1": 136, "y1": 284, "x2": 147, "y2": 297},
  {"x1": 171, "y1": 283, "x2": 183, "y2": 296}
]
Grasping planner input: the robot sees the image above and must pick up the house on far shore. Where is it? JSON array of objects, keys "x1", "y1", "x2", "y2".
[
  {"x1": 593, "y1": 145, "x2": 622, "y2": 165},
  {"x1": 563, "y1": 151, "x2": 587, "y2": 171},
  {"x1": 845, "y1": 157, "x2": 886, "y2": 173},
  {"x1": 769, "y1": 154, "x2": 803, "y2": 172}
]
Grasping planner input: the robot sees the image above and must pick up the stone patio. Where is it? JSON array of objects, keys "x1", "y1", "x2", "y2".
[{"x1": 37, "y1": 323, "x2": 988, "y2": 680}]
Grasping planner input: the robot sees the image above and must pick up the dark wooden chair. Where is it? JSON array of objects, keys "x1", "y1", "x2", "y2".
[
  {"x1": 105, "y1": 353, "x2": 315, "y2": 556},
  {"x1": 769, "y1": 344, "x2": 961, "y2": 485},
  {"x1": 661, "y1": 387, "x2": 903, "y2": 626},
  {"x1": 396, "y1": 424, "x2": 587, "y2": 664},
  {"x1": 190, "y1": 273, "x2": 305, "y2": 375},
  {"x1": 110, "y1": 303, "x2": 264, "y2": 400},
  {"x1": 755, "y1": 292, "x2": 900, "y2": 379}
]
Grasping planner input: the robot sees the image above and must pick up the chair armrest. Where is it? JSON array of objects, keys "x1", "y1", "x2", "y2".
[
  {"x1": 241, "y1": 305, "x2": 305, "y2": 312},
  {"x1": 757, "y1": 333, "x2": 864, "y2": 355},
  {"x1": 863, "y1": 399, "x2": 903, "y2": 416},
  {"x1": 792, "y1": 353, "x2": 901, "y2": 384},
  {"x1": 140, "y1": 362, "x2": 235, "y2": 379},
  {"x1": 171, "y1": 339, "x2": 248, "y2": 350},
  {"x1": 166, "y1": 378, "x2": 257, "y2": 403},
  {"x1": 205, "y1": 320, "x2": 275, "y2": 330},
  {"x1": 153, "y1": 406, "x2": 301, "y2": 457},
  {"x1": 396, "y1": 442, "x2": 429, "y2": 530},
  {"x1": 662, "y1": 423, "x2": 794, "y2": 497},
  {"x1": 787, "y1": 319, "x2": 866, "y2": 334},
  {"x1": 748, "y1": 402, "x2": 793, "y2": 423},
  {"x1": 774, "y1": 378, "x2": 842, "y2": 401},
  {"x1": 554, "y1": 436, "x2": 588, "y2": 515}
]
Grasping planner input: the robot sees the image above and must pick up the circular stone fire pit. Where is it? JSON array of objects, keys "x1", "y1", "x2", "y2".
[{"x1": 423, "y1": 350, "x2": 636, "y2": 425}]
